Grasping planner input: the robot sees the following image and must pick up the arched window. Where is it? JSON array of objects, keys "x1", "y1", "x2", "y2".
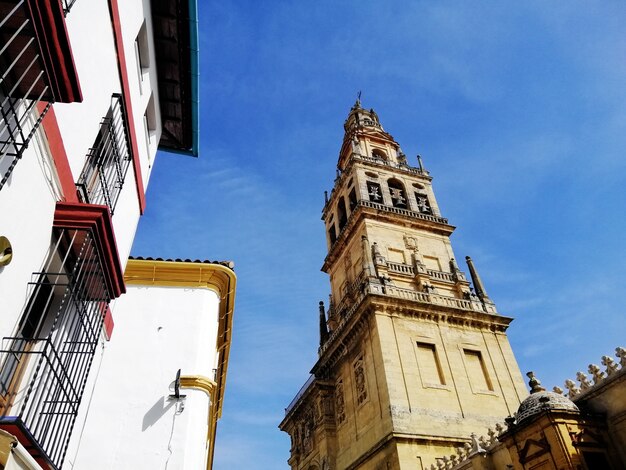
[
  {"x1": 366, "y1": 181, "x2": 383, "y2": 203},
  {"x1": 348, "y1": 188, "x2": 357, "y2": 211},
  {"x1": 387, "y1": 178, "x2": 407, "y2": 208},
  {"x1": 337, "y1": 198, "x2": 348, "y2": 230},
  {"x1": 372, "y1": 148, "x2": 387, "y2": 161},
  {"x1": 415, "y1": 191, "x2": 431, "y2": 213}
]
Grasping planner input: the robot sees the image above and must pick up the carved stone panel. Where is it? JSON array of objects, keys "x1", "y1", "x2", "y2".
[
  {"x1": 335, "y1": 380, "x2": 346, "y2": 424},
  {"x1": 354, "y1": 355, "x2": 368, "y2": 405}
]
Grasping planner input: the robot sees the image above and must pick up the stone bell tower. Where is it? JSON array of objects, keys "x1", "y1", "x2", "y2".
[{"x1": 279, "y1": 99, "x2": 528, "y2": 470}]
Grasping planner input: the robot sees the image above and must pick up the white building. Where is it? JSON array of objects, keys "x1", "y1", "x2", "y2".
[
  {"x1": 70, "y1": 258, "x2": 236, "y2": 469},
  {"x1": 0, "y1": 0, "x2": 233, "y2": 469}
]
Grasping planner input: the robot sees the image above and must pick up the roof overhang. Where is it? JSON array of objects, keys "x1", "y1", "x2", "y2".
[{"x1": 150, "y1": 0, "x2": 199, "y2": 157}]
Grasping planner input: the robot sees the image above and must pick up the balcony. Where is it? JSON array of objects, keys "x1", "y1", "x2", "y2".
[
  {"x1": 0, "y1": 0, "x2": 81, "y2": 191},
  {"x1": 0, "y1": 226, "x2": 110, "y2": 470},
  {"x1": 76, "y1": 94, "x2": 132, "y2": 215}
]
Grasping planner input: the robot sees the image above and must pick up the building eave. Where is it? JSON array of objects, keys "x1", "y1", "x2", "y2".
[{"x1": 150, "y1": 0, "x2": 199, "y2": 157}]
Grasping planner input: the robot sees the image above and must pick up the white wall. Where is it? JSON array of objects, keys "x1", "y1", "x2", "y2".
[
  {"x1": 67, "y1": 285, "x2": 220, "y2": 470},
  {"x1": 0, "y1": 122, "x2": 59, "y2": 339}
]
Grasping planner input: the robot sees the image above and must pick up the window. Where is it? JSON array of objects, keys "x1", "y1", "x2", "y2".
[
  {"x1": 348, "y1": 188, "x2": 357, "y2": 211},
  {"x1": 372, "y1": 148, "x2": 387, "y2": 161},
  {"x1": 144, "y1": 93, "x2": 157, "y2": 153},
  {"x1": 76, "y1": 94, "x2": 132, "y2": 215},
  {"x1": 367, "y1": 182, "x2": 383, "y2": 203},
  {"x1": 388, "y1": 179, "x2": 407, "y2": 208},
  {"x1": 415, "y1": 193, "x2": 431, "y2": 213},
  {"x1": 134, "y1": 21, "x2": 150, "y2": 90},
  {"x1": 463, "y1": 349, "x2": 493, "y2": 392},
  {"x1": 328, "y1": 225, "x2": 337, "y2": 245},
  {"x1": 337, "y1": 198, "x2": 348, "y2": 230},
  {"x1": 416, "y1": 342, "x2": 445, "y2": 386}
]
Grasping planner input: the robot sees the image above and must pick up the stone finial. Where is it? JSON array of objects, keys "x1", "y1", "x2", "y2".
[
  {"x1": 442, "y1": 456, "x2": 450, "y2": 468},
  {"x1": 616, "y1": 347, "x2": 626, "y2": 368},
  {"x1": 588, "y1": 364, "x2": 605, "y2": 384},
  {"x1": 465, "y1": 256, "x2": 491, "y2": 302},
  {"x1": 470, "y1": 433, "x2": 485, "y2": 453},
  {"x1": 576, "y1": 371, "x2": 592, "y2": 391},
  {"x1": 565, "y1": 379, "x2": 580, "y2": 398},
  {"x1": 463, "y1": 442, "x2": 472, "y2": 457},
  {"x1": 456, "y1": 446, "x2": 465, "y2": 458},
  {"x1": 602, "y1": 355, "x2": 619, "y2": 376},
  {"x1": 429, "y1": 465, "x2": 436, "y2": 470},
  {"x1": 319, "y1": 301, "x2": 329, "y2": 346},
  {"x1": 487, "y1": 427, "x2": 497, "y2": 444},
  {"x1": 552, "y1": 386, "x2": 563, "y2": 395},
  {"x1": 495, "y1": 422, "x2": 505, "y2": 435},
  {"x1": 526, "y1": 371, "x2": 546, "y2": 393}
]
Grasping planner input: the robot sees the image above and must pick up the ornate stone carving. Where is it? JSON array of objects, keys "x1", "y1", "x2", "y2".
[
  {"x1": 552, "y1": 386, "x2": 563, "y2": 395},
  {"x1": 335, "y1": 380, "x2": 346, "y2": 424},
  {"x1": 576, "y1": 371, "x2": 592, "y2": 391},
  {"x1": 588, "y1": 363, "x2": 605, "y2": 384},
  {"x1": 403, "y1": 235, "x2": 418, "y2": 251},
  {"x1": 602, "y1": 355, "x2": 619, "y2": 376},
  {"x1": 616, "y1": 346, "x2": 626, "y2": 368},
  {"x1": 564, "y1": 379, "x2": 580, "y2": 399},
  {"x1": 351, "y1": 136, "x2": 363, "y2": 156},
  {"x1": 354, "y1": 355, "x2": 368, "y2": 405}
]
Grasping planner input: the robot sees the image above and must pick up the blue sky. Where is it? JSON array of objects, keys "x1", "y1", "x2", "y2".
[{"x1": 132, "y1": 2, "x2": 626, "y2": 468}]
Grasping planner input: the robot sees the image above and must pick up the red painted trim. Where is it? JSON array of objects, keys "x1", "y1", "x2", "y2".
[
  {"x1": 108, "y1": 0, "x2": 146, "y2": 214},
  {"x1": 37, "y1": 102, "x2": 79, "y2": 203},
  {"x1": 54, "y1": 202, "x2": 126, "y2": 298},
  {"x1": 103, "y1": 305, "x2": 115, "y2": 340},
  {"x1": 25, "y1": 0, "x2": 82, "y2": 102}
]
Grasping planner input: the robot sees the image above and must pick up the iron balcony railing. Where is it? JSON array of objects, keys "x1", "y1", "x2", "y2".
[
  {"x1": 62, "y1": 0, "x2": 78, "y2": 15},
  {"x1": 0, "y1": 227, "x2": 110, "y2": 470},
  {"x1": 0, "y1": 0, "x2": 53, "y2": 191},
  {"x1": 76, "y1": 94, "x2": 132, "y2": 215}
]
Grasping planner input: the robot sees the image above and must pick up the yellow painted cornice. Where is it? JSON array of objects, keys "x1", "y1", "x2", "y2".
[{"x1": 124, "y1": 259, "x2": 236, "y2": 470}]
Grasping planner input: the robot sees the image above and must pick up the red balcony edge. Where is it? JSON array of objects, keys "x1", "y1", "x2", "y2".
[
  {"x1": 26, "y1": 0, "x2": 82, "y2": 103},
  {"x1": 53, "y1": 202, "x2": 126, "y2": 298}
]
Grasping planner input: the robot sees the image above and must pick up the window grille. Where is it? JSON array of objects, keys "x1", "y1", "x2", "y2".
[
  {"x1": 0, "y1": 227, "x2": 110, "y2": 469},
  {"x1": 76, "y1": 94, "x2": 132, "y2": 215},
  {"x1": 0, "y1": 0, "x2": 53, "y2": 191}
]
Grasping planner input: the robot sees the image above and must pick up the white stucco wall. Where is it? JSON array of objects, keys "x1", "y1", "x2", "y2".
[
  {"x1": 0, "y1": 123, "x2": 60, "y2": 340},
  {"x1": 66, "y1": 285, "x2": 220, "y2": 470}
]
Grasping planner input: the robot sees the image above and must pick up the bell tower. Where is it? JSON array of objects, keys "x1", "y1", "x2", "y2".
[{"x1": 280, "y1": 100, "x2": 528, "y2": 470}]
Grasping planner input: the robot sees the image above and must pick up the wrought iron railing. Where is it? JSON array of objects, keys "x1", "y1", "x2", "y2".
[
  {"x1": 62, "y1": 0, "x2": 78, "y2": 15},
  {"x1": 76, "y1": 94, "x2": 132, "y2": 215},
  {"x1": 0, "y1": 0, "x2": 53, "y2": 191},
  {"x1": 0, "y1": 227, "x2": 109, "y2": 469}
]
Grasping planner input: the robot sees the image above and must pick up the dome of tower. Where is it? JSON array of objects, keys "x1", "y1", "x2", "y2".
[{"x1": 516, "y1": 372, "x2": 579, "y2": 424}]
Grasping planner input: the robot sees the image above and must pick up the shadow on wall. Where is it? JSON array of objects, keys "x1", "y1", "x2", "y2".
[{"x1": 142, "y1": 396, "x2": 176, "y2": 431}]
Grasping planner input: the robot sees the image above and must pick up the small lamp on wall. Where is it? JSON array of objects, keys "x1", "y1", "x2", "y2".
[{"x1": 0, "y1": 236, "x2": 12, "y2": 267}]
